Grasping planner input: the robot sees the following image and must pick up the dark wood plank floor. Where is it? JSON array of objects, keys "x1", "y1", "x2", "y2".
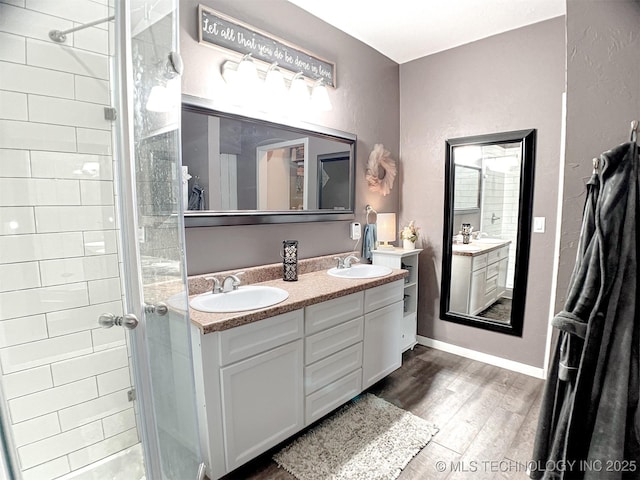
[{"x1": 220, "y1": 345, "x2": 544, "y2": 480}]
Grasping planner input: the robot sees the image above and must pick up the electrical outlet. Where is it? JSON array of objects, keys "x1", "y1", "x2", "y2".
[{"x1": 350, "y1": 222, "x2": 361, "y2": 240}]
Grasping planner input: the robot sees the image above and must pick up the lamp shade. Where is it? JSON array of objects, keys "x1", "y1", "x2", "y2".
[{"x1": 377, "y1": 213, "x2": 396, "y2": 244}]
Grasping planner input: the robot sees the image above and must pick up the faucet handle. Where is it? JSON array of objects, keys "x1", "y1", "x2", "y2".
[
  {"x1": 204, "y1": 276, "x2": 222, "y2": 294},
  {"x1": 226, "y1": 271, "x2": 245, "y2": 291},
  {"x1": 333, "y1": 257, "x2": 345, "y2": 269},
  {"x1": 344, "y1": 255, "x2": 360, "y2": 268}
]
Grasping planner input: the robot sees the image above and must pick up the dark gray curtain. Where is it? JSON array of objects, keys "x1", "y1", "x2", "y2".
[{"x1": 531, "y1": 141, "x2": 640, "y2": 479}]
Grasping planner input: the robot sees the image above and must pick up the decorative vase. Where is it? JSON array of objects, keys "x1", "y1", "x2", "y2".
[{"x1": 403, "y1": 239, "x2": 416, "y2": 250}]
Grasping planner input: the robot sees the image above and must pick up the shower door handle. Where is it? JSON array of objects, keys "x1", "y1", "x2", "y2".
[{"x1": 98, "y1": 313, "x2": 139, "y2": 330}]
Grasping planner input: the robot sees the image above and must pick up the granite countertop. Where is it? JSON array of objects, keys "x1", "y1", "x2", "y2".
[
  {"x1": 452, "y1": 239, "x2": 511, "y2": 257},
  {"x1": 189, "y1": 267, "x2": 407, "y2": 334}
]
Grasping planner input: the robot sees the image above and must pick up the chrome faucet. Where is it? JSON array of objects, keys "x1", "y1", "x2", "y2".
[
  {"x1": 222, "y1": 271, "x2": 245, "y2": 292},
  {"x1": 334, "y1": 255, "x2": 360, "y2": 269},
  {"x1": 204, "y1": 276, "x2": 223, "y2": 294},
  {"x1": 343, "y1": 255, "x2": 360, "y2": 268}
]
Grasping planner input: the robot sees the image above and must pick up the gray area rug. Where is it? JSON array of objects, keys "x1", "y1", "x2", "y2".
[
  {"x1": 477, "y1": 297, "x2": 512, "y2": 323},
  {"x1": 273, "y1": 393, "x2": 438, "y2": 480}
]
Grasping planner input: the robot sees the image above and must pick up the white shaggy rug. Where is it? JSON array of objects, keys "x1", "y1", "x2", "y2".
[{"x1": 273, "y1": 393, "x2": 438, "y2": 480}]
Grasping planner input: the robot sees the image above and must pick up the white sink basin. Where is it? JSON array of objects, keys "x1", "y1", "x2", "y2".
[
  {"x1": 327, "y1": 264, "x2": 392, "y2": 279},
  {"x1": 190, "y1": 285, "x2": 289, "y2": 313}
]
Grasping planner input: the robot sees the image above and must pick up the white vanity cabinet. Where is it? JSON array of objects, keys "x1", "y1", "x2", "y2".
[
  {"x1": 451, "y1": 243, "x2": 509, "y2": 315},
  {"x1": 371, "y1": 248, "x2": 421, "y2": 351},
  {"x1": 191, "y1": 280, "x2": 404, "y2": 479}
]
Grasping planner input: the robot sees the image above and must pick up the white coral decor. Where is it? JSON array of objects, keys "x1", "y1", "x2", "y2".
[{"x1": 366, "y1": 143, "x2": 397, "y2": 196}]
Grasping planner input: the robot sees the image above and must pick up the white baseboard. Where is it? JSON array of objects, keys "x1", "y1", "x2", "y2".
[{"x1": 416, "y1": 335, "x2": 545, "y2": 379}]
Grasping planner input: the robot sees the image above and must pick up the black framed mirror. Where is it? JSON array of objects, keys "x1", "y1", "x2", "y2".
[
  {"x1": 440, "y1": 129, "x2": 536, "y2": 336},
  {"x1": 181, "y1": 94, "x2": 356, "y2": 227}
]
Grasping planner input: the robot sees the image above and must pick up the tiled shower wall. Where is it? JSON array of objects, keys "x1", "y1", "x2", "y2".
[
  {"x1": 482, "y1": 168, "x2": 520, "y2": 290},
  {"x1": 0, "y1": 1, "x2": 139, "y2": 479}
]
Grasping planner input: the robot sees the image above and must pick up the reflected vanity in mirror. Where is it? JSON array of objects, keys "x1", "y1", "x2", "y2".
[
  {"x1": 181, "y1": 95, "x2": 356, "y2": 226},
  {"x1": 440, "y1": 129, "x2": 536, "y2": 336}
]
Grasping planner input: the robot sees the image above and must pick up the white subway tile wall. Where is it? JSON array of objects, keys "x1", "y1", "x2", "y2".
[{"x1": 0, "y1": 2, "x2": 139, "y2": 479}]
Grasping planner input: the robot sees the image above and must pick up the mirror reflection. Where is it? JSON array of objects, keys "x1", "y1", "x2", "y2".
[
  {"x1": 180, "y1": 97, "x2": 355, "y2": 225},
  {"x1": 441, "y1": 129, "x2": 536, "y2": 336}
]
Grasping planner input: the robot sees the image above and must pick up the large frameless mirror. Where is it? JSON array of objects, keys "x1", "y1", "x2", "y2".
[
  {"x1": 440, "y1": 129, "x2": 536, "y2": 336},
  {"x1": 181, "y1": 95, "x2": 356, "y2": 226}
]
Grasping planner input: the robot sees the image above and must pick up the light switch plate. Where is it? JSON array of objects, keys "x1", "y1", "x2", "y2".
[{"x1": 533, "y1": 217, "x2": 545, "y2": 233}]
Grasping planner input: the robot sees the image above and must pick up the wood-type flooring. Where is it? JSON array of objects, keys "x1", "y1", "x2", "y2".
[{"x1": 220, "y1": 345, "x2": 544, "y2": 480}]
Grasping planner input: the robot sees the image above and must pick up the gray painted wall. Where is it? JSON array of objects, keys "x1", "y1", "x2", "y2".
[
  {"x1": 555, "y1": 0, "x2": 640, "y2": 312},
  {"x1": 399, "y1": 18, "x2": 565, "y2": 368},
  {"x1": 180, "y1": 0, "x2": 400, "y2": 274}
]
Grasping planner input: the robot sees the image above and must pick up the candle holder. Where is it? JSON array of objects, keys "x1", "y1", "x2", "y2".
[{"x1": 282, "y1": 240, "x2": 298, "y2": 281}]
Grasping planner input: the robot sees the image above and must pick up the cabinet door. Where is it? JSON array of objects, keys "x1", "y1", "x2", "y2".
[
  {"x1": 220, "y1": 340, "x2": 303, "y2": 471},
  {"x1": 401, "y1": 312, "x2": 417, "y2": 352},
  {"x1": 469, "y1": 267, "x2": 487, "y2": 315},
  {"x1": 362, "y1": 301, "x2": 402, "y2": 389},
  {"x1": 497, "y1": 257, "x2": 508, "y2": 296}
]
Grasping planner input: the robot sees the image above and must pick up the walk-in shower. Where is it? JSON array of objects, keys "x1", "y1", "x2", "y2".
[{"x1": 0, "y1": 1, "x2": 202, "y2": 479}]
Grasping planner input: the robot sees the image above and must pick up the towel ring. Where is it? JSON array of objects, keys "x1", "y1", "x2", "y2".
[
  {"x1": 631, "y1": 120, "x2": 638, "y2": 143},
  {"x1": 365, "y1": 205, "x2": 377, "y2": 225}
]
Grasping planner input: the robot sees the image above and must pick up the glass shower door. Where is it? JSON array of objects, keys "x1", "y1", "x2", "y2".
[{"x1": 117, "y1": 0, "x2": 202, "y2": 479}]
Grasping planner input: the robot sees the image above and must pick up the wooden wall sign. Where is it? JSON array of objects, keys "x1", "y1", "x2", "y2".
[{"x1": 198, "y1": 5, "x2": 336, "y2": 87}]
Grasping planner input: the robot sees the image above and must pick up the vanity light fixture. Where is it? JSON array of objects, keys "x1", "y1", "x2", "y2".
[
  {"x1": 146, "y1": 52, "x2": 183, "y2": 113},
  {"x1": 221, "y1": 58, "x2": 332, "y2": 113},
  {"x1": 377, "y1": 213, "x2": 397, "y2": 249}
]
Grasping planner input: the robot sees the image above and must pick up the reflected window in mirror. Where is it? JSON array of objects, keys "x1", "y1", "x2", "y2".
[
  {"x1": 440, "y1": 129, "x2": 536, "y2": 336},
  {"x1": 181, "y1": 95, "x2": 356, "y2": 226}
]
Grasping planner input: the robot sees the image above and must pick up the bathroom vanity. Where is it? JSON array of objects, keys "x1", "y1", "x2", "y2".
[
  {"x1": 188, "y1": 261, "x2": 406, "y2": 479},
  {"x1": 450, "y1": 241, "x2": 510, "y2": 316}
]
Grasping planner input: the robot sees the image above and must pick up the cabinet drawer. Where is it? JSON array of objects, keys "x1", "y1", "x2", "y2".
[
  {"x1": 499, "y1": 245, "x2": 509, "y2": 260},
  {"x1": 305, "y1": 292, "x2": 364, "y2": 335},
  {"x1": 487, "y1": 248, "x2": 501, "y2": 265},
  {"x1": 305, "y1": 369, "x2": 362, "y2": 425},
  {"x1": 219, "y1": 310, "x2": 303, "y2": 366},
  {"x1": 305, "y1": 343, "x2": 362, "y2": 394},
  {"x1": 485, "y1": 274, "x2": 498, "y2": 295},
  {"x1": 364, "y1": 281, "x2": 403, "y2": 313},
  {"x1": 472, "y1": 254, "x2": 488, "y2": 271},
  {"x1": 305, "y1": 317, "x2": 363, "y2": 365},
  {"x1": 486, "y1": 261, "x2": 499, "y2": 280}
]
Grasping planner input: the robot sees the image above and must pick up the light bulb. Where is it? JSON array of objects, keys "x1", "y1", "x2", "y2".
[
  {"x1": 289, "y1": 72, "x2": 310, "y2": 113},
  {"x1": 146, "y1": 85, "x2": 169, "y2": 112},
  {"x1": 262, "y1": 63, "x2": 287, "y2": 111},
  {"x1": 236, "y1": 54, "x2": 259, "y2": 88},
  {"x1": 311, "y1": 79, "x2": 332, "y2": 111}
]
